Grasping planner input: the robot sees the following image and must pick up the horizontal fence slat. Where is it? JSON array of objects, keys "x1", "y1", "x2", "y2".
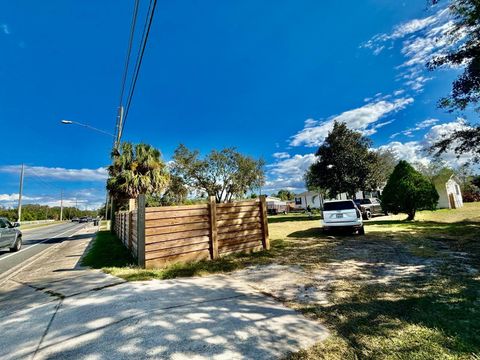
[
  {"x1": 218, "y1": 223, "x2": 262, "y2": 234},
  {"x1": 217, "y1": 200, "x2": 260, "y2": 207},
  {"x1": 146, "y1": 204, "x2": 208, "y2": 212},
  {"x1": 145, "y1": 250, "x2": 210, "y2": 269},
  {"x1": 218, "y1": 228, "x2": 263, "y2": 240},
  {"x1": 220, "y1": 243, "x2": 264, "y2": 255},
  {"x1": 145, "y1": 242, "x2": 211, "y2": 260},
  {"x1": 146, "y1": 229, "x2": 211, "y2": 243},
  {"x1": 219, "y1": 239, "x2": 262, "y2": 252},
  {"x1": 146, "y1": 236, "x2": 210, "y2": 252},
  {"x1": 216, "y1": 216, "x2": 262, "y2": 227},
  {"x1": 216, "y1": 205, "x2": 259, "y2": 214},
  {"x1": 217, "y1": 210, "x2": 261, "y2": 221},
  {"x1": 218, "y1": 233, "x2": 264, "y2": 246},
  {"x1": 145, "y1": 222, "x2": 210, "y2": 236},
  {"x1": 146, "y1": 208, "x2": 209, "y2": 220},
  {"x1": 145, "y1": 215, "x2": 210, "y2": 228}
]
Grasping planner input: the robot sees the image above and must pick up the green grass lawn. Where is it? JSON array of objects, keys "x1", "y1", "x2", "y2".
[
  {"x1": 82, "y1": 230, "x2": 135, "y2": 269},
  {"x1": 84, "y1": 203, "x2": 480, "y2": 359}
]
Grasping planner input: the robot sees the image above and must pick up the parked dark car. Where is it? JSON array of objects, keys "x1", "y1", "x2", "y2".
[
  {"x1": 353, "y1": 198, "x2": 387, "y2": 220},
  {"x1": 71, "y1": 217, "x2": 79, "y2": 222},
  {"x1": 79, "y1": 217, "x2": 88, "y2": 223}
]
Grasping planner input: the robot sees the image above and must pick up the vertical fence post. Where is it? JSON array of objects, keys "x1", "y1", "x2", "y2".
[
  {"x1": 110, "y1": 199, "x2": 116, "y2": 234},
  {"x1": 209, "y1": 196, "x2": 219, "y2": 260},
  {"x1": 128, "y1": 211, "x2": 133, "y2": 251},
  {"x1": 137, "y1": 194, "x2": 146, "y2": 268},
  {"x1": 259, "y1": 195, "x2": 270, "y2": 250}
]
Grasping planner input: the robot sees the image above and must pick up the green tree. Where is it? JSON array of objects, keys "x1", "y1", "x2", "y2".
[
  {"x1": 382, "y1": 160, "x2": 439, "y2": 220},
  {"x1": 427, "y1": 0, "x2": 480, "y2": 161},
  {"x1": 275, "y1": 189, "x2": 295, "y2": 201},
  {"x1": 306, "y1": 121, "x2": 384, "y2": 198},
  {"x1": 172, "y1": 144, "x2": 265, "y2": 203},
  {"x1": 107, "y1": 142, "x2": 170, "y2": 202},
  {"x1": 160, "y1": 175, "x2": 189, "y2": 205},
  {"x1": 472, "y1": 175, "x2": 480, "y2": 188},
  {"x1": 369, "y1": 149, "x2": 398, "y2": 186}
]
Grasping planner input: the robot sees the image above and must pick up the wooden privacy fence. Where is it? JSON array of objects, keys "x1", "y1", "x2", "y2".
[
  {"x1": 114, "y1": 209, "x2": 138, "y2": 259},
  {"x1": 113, "y1": 195, "x2": 270, "y2": 269}
]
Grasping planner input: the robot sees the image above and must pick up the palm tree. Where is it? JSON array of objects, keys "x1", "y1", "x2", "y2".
[{"x1": 107, "y1": 142, "x2": 170, "y2": 202}]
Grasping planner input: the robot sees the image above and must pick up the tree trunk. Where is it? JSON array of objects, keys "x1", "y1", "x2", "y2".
[
  {"x1": 351, "y1": 189, "x2": 357, "y2": 200},
  {"x1": 406, "y1": 210, "x2": 416, "y2": 221}
]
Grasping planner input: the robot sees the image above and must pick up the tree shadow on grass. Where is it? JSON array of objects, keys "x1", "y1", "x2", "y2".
[
  {"x1": 268, "y1": 215, "x2": 322, "y2": 224},
  {"x1": 300, "y1": 274, "x2": 480, "y2": 358}
]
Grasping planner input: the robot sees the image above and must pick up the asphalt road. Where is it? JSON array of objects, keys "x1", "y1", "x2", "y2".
[{"x1": 0, "y1": 222, "x2": 87, "y2": 276}]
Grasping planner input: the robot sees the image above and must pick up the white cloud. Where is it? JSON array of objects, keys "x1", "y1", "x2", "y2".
[
  {"x1": 0, "y1": 165, "x2": 108, "y2": 182},
  {"x1": 363, "y1": 7, "x2": 463, "y2": 92},
  {"x1": 272, "y1": 152, "x2": 291, "y2": 159},
  {"x1": 264, "y1": 153, "x2": 316, "y2": 193},
  {"x1": 390, "y1": 118, "x2": 439, "y2": 139},
  {"x1": 379, "y1": 140, "x2": 430, "y2": 166},
  {"x1": 362, "y1": 10, "x2": 444, "y2": 54},
  {"x1": 290, "y1": 96, "x2": 413, "y2": 147},
  {"x1": 1, "y1": 24, "x2": 10, "y2": 35},
  {"x1": 380, "y1": 118, "x2": 472, "y2": 167},
  {"x1": 0, "y1": 191, "x2": 105, "y2": 210},
  {"x1": 0, "y1": 193, "x2": 41, "y2": 202}
]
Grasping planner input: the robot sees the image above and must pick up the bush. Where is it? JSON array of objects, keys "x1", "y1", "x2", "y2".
[{"x1": 382, "y1": 161, "x2": 439, "y2": 220}]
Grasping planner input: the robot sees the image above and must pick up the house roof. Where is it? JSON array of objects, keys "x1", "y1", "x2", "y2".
[{"x1": 295, "y1": 191, "x2": 321, "y2": 197}]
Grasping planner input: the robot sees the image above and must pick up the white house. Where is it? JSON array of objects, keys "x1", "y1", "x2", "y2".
[{"x1": 433, "y1": 174, "x2": 464, "y2": 209}]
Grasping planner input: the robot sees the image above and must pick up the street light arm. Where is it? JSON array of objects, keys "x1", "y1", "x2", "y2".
[{"x1": 60, "y1": 120, "x2": 115, "y2": 138}]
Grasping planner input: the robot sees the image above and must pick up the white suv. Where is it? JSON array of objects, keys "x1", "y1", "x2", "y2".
[{"x1": 321, "y1": 200, "x2": 364, "y2": 235}]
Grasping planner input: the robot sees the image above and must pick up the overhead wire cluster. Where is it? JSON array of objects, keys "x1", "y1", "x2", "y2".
[{"x1": 113, "y1": 0, "x2": 159, "y2": 148}]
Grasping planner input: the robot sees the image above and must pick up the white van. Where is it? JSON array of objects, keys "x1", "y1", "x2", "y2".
[{"x1": 321, "y1": 200, "x2": 364, "y2": 235}]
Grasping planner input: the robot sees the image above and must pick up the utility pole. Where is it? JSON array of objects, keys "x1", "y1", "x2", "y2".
[
  {"x1": 17, "y1": 163, "x2": 24, "y2": 222},
  {"x1": 110, "y1": 105, "x2": 124, "y2": 230},
  {"x1": 105, "y1": 193, "x2": 109, "y2": 220},
  {"x1": 60, "y1": 190, "x2": 64, "y2": 221}
]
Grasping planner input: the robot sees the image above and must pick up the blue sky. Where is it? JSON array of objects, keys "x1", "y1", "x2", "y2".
[{"x1": 0, "y1": 0, "x2": 472, "y2": 208}]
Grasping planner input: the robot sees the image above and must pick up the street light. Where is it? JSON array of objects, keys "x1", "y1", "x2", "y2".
[
  {"x1": 60, "y1": 118, "x2": 116, "y2": 223},
  {"x1": 60, "y1": 119, "x2": 115, "y2": 138}
]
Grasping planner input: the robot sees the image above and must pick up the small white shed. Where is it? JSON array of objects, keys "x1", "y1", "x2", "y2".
[{"x1": 433, "y1": 174, "x2": 464, "y2": 209}]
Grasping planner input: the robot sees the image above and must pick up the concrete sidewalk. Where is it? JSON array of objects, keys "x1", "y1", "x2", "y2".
[{"x1": 0, "y1": 226, "x2": 328, "y2": 360}]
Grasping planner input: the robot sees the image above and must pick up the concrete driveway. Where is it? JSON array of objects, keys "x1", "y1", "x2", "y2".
[{"x1": 0, "y1": 227, "x2": 328, "y2": 360}]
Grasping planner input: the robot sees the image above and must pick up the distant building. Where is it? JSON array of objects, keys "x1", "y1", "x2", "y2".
[
  {"x1": 433, "y1": 174, "x2": 464, "y2": 209},
  {"x1": 265, "y1": 196, "x2": 289, "y2": 214},
  {"x1": 292, "y1": 190, "x2": 382, "y2": 210}
]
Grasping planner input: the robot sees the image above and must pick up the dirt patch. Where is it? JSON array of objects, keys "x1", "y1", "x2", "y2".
[
  {"x1": 234, "y1": 234, "x2": 478, "y2": 306},
  {"x1": 234, "y1": 264, "x2": 332, "y2": 305}
]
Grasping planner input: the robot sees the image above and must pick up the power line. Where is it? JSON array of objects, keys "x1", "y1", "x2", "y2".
[
  {"x1": 26, "y1": 168, "x2": 62, "y2": 193},
  {"x1": 113, "y1": 0, "x2": 141, "y2": 147},
  {"x1": 120, "y1": 0, "x2": 158, "y2": 139}
]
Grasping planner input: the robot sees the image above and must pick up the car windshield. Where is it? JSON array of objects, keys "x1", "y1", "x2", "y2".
[
  {"x1": 323, "y1": 201, "x2": 355, "y2": 211},
  {"x1": 354, "y1": 199, "x2": 371, "y2": 205}
]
